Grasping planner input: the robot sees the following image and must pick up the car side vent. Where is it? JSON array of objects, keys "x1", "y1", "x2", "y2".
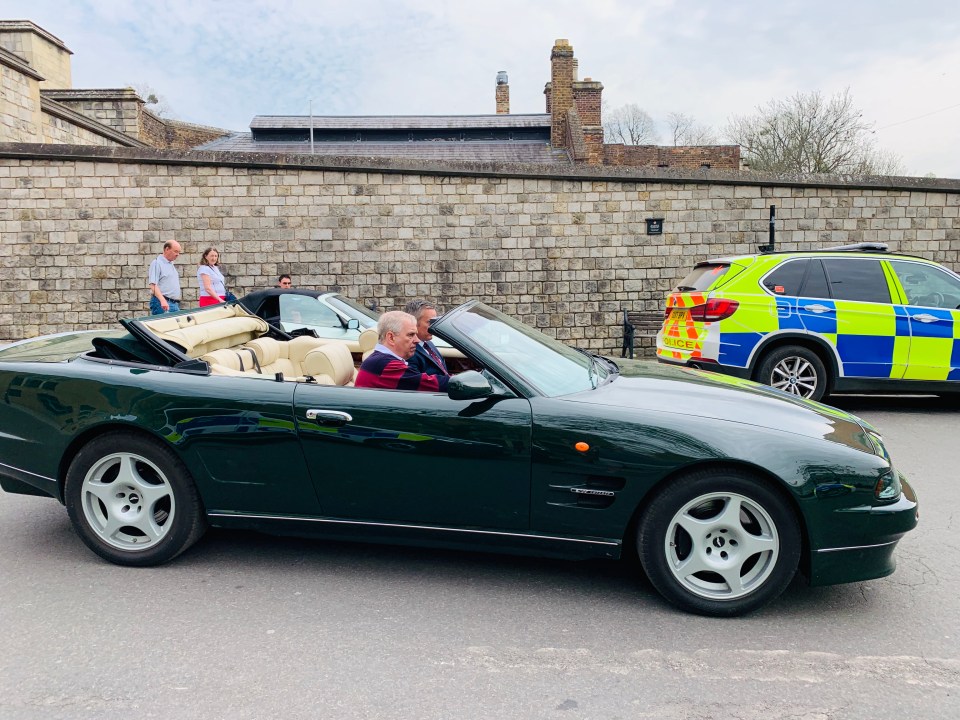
[{"x1": 546, "y1": 474, "x2": 626, "y2": 509}]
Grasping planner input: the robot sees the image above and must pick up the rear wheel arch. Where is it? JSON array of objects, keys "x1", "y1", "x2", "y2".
[
  {"x1": 57, "y1": 424, "x2": 181, "y2": 502},
  {"x1": 750, "y1": 335, "x2": 837, "y2": 400},
  {"x1": 749, "y1": 334, "x2": 838, "y2": 378}
]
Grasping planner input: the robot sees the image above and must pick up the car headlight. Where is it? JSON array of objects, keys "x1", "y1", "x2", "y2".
[
  {"x1": 875, "y1": 469, "x2": 902, "y2": 500},
  {"x1": 863, "y1": 430, "x2": 899, "y2": 500}
]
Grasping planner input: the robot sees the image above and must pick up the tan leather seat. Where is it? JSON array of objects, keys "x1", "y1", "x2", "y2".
[
  {"x1": 358, "y1": 328, "x2": 378, "y2": 361},
  {"x1": 302, "y1": 342, "x2": 355, "y2": 386},
  {"x1": 201, "y1": 348, "x2": 261, "y2": 376},
  {"x1": 243, "y1": 336, "x2": 330, "y2": 378}
]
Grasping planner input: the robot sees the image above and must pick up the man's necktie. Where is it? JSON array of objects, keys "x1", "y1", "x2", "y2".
[{"x1": 426, "y1": 343, "x2": 448, "y2": 374}]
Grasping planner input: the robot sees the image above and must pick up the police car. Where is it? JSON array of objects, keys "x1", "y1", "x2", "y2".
[{"x1": 656, "y1": 243, "x2": 960, "y2": 401}]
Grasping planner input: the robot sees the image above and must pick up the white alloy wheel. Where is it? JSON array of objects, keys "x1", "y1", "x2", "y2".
[
  {"x1": 663, "y1": 491, "x2": 779, "y2": 601},
  {"x1": 66, "y1": 433, "x2": 206, "y2": 566},
  {"x1": 80, "y1": 451, "x2": 176, "y2": 551}
]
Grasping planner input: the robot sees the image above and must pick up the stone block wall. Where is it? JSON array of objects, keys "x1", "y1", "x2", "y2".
[
  {"x1": 0, "y1": 146, "x2": 957, "y2": 351},
  {"x1": 42, "y1": 89, "x2": 143, "y2": 138},
  {"x1": 39, "y1": 114, "x2": 126, "y2": 146},
  {"x1": 0, "y1": 50, "x2": 42, "y2": 142},
  {"x1": 0, "y1": 21, "x2": 71, "y2": 89}
]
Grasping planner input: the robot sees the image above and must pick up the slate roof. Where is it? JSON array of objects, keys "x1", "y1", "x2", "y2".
[
  {"x1": 195, "y1": 133, "x2": 570, "y2": 164},
  {"x1": 249, "y1": 114, "x2": 551, "y2": 130}
]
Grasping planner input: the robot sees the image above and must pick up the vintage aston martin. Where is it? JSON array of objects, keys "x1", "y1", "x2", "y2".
[{"x1": 0, "y1": 300, "x2": 918, "y2": 616}]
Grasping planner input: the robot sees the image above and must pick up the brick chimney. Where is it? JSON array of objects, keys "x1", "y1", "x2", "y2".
[
  {"x1": 573, "y1": 77, "x2": 602, "y2": 127},
  {"x1": 495, "y1": 71, "x2": 510, "y2": 114},
  {"x1": 574, "y1": 77, "x2": 604, "y2": 163},
  {"x1": 549, "y1": 38, "x2": 574, "y2": 147}
]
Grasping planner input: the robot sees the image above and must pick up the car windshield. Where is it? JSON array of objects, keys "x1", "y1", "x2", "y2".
[
  {"x1": 279, "y1": 294, "x2": 343, "y2": 328},
  {"x1": 325, "y1": 294, "x2": 379, "y2": 328},
  {"x1": 448, "y1": 303, "x2": 608, "y2": 397}
]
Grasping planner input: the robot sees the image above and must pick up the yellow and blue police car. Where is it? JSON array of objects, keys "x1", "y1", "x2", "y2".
[{"x1": 656, "y1": 243, "x2": 960, "y2": 401}]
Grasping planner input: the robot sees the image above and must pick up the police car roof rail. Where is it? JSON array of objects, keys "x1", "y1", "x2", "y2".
[{"x1": 824, "y1": 242, "x2": 889, "y2": 252}]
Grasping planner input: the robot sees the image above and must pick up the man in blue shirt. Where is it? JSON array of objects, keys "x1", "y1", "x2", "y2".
[{"x1": 148, "y1": 240, "x2": 183, "y2": 314}]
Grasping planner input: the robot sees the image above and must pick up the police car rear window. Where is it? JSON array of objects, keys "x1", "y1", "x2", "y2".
[
  {"x1": 678, "y1": 263, "x2": 731, "y2": 291},
  {"x1": 763, "y1": 259, "x2": 808, "y2": 295},
  {"x1": 822, "y1": 258, "x2": 891, "y2": 304}
]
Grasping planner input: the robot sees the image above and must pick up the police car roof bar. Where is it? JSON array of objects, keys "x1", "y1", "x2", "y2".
[{"x1": 825, "y1": 242, "x2": 889, "y2": 252}]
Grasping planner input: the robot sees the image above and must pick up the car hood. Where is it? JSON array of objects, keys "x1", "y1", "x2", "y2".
[
  {"x1": 564, "y1": 359, "x2": 878, "y2": 449},
  {"x1": 0, "y1": 329, "x2": 127, "y2": 363}
]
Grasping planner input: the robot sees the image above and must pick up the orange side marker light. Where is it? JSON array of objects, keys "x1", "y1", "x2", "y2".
[{"x1": 575, "y1": 442, "x2": 590, "y2": 453}]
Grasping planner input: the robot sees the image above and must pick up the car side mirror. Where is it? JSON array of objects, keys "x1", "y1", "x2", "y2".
[
  {"x1": 447, "y1": 370, "x2": 493, "y2": 400},
  {"x1": 346, "y1": 319, "x2": 360, "y2": 330}
]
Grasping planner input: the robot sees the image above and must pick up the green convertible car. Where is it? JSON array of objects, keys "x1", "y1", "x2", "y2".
[{"x1": 0, "y1": 300, "x2": 918, "y2": 616}]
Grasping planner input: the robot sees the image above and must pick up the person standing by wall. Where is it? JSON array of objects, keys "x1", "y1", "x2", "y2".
[
  {"x1": 197, "y1": 247, "x2": 228, "y2": 307},
  {"x1": 277, "y1": 274, "x2": 293, "y2": 288},
  {"x1": 148, "y1": 240, "x2": 183, "y2": 315}
]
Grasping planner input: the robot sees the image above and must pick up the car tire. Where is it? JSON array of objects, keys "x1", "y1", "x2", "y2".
[
  {"x1": 756, "y1": 345, "x2": 828, "y2": 401},
  {"x1": 637, "y1": 469, "x2": 801, "y2": 617},
  {"x1": 65, "y1": 433, "x2": 207, "y2": 566}
]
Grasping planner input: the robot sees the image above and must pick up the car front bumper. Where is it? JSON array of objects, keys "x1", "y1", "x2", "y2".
[{"x1": 806, "y1": 474, "x2": 919, "y2": 587}]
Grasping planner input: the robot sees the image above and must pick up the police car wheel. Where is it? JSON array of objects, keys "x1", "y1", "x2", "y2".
[
  {"x1": 756, "y1": 346, "x2": 827, "y2": 401},
  {"x1": 637, "y1": 470, "x2": 801, "y2": 617}
]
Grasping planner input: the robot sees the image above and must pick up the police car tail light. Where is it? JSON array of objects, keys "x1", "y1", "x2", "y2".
[{"x1": 689, "y1": 298, "x2": 740, "y2": 322}]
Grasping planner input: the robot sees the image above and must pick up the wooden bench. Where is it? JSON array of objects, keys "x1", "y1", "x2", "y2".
[{"x1": 621, "y1": 309, "x2": 664, "y2": 359}]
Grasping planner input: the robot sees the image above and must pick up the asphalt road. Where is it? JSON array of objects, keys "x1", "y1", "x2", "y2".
[{"x1": 1, "y1": 396, "x2": 958, "y2": 720}]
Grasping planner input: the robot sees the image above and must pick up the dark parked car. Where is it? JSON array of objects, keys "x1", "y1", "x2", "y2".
[
  {"x1": 239, "y1": 289, "x2": 378, "y2": 343},
  {"x1": 0, "y1": 301, "x2": 918, "y2": 616}
]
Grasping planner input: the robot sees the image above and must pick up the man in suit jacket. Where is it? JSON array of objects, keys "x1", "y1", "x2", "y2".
[
  {"x1": 355, "y1": 311, "x2": 449, "y2": 392},
  {"x1": 404, "y1": 299, "x2": 450, "y2": 378}
]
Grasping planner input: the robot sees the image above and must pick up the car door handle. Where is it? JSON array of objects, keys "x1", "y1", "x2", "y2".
[
  {"x1": 802, "y1": 304, "x2": 833, "y2": 314},
  {"x1": 911, "y1": 313, "x2": 938, "y2": 323},
  {"x1": 305, "y1": 409, "x2": 353, "y2": 425}
]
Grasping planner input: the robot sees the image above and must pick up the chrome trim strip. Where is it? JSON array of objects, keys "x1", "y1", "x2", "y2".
[
  {"x1": 815, "y1": 539, "x2": 898, "y2": 554},
  {"x1": 0, "y1": 461, "x2": 55, "y2": 483},
  {"x1": 207, "y1": 512, "x2": 620, "y2": 547}
]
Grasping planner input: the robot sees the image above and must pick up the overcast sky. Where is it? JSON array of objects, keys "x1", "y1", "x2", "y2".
[{"x1": 5, "y1": 0, "x2": 959, "y2": 178}]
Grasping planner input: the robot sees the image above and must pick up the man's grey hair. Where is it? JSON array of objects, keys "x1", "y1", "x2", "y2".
[
  {"x1": 378, "y1": 311, "x2": 415, "y2": 342},
  {"x1": 403, "y1": 299, "x2": 437, "y2": 320}
]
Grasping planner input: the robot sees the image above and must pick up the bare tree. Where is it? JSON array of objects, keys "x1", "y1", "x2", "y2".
[
  {"x1": 603, "y1": 102, "x2": 659, "y2": 145},
  {"x1": 725, "y1": 89, "x2": 903, "y2": 175},
  {"x1": 130, "y1": 83, "x2": 174, "y2": 118},
  {"x1": 665, "y1": 112, "x2": 717, "y2": 145}
]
